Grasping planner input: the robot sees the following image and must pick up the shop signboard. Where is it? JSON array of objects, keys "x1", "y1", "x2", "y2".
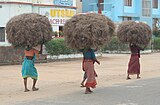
[{"x1": 39, "y1": 8, "x2": 76, "y2": 26}]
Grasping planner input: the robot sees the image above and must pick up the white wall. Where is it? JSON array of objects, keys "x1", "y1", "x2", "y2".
[
  {"x1": 76, "y1": 0, "x2": 82, "y2": 13},
  {"x1": 73, "y1": 0, "x2": 76, "y2": 7},
  {"x1": 0, "y1": 4, "x2": 10, "y2": 27},
  {"x1": 0, "y1": 4, "x2": 32, "y2": 26},
  {"x1": 0, "y1": 3, "x2": 32, "y2": 46}
]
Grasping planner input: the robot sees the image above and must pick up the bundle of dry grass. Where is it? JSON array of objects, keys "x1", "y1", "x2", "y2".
[
  {"x1": 117, "y1": 21, "x2": 151, "y2": 46},
  {"x1": 6, "y1": 13, "x2": 53, "y2": 48},
  {"x1": 63, "y1": 13, "x2": 115, "y2": 50}
]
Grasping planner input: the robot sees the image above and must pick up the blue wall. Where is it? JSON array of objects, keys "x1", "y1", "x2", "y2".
[
  {"x1": 82, "y1": 0, "x2": 160, "y2": 28},
  {"x1": 82, "y1": 0, "x2": 97, "y2": 13}
]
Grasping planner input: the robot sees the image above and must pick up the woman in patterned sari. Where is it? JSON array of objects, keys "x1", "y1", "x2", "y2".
[{"x1": 80, "y1": 48, "x2": 100, "y2": 94}]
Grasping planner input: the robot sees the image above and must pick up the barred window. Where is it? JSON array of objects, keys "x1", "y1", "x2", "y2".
[
  {"x1": 0, "y1": 27, "x2": 5, "y2": 42},
  {"x1": 123, "y1": 17, "x2": 132, "y2": 21},
  {"x1": 152, "y1": 0, "x2": 158, "y2": 8},
  {"x1": 124, "y1": 0, "x2": 132, "y2": 6},
  {"x1": 142, "y1": 0, "x2": 151, "y2": 17}
]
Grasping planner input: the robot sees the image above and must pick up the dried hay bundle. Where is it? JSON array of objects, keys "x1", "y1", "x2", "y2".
[
  {"x1": 117, "y1": 21, "x2": 151, "y2": 46},
  {"x1": 6, "y1": 13, "x2": 52, "y2": 48},
  {"x1": 63, "y1": 13, "x2": 115, "y2": 50}
]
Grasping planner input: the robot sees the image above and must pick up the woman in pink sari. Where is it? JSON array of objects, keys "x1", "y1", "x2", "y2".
[
  {"x1": 127, "y1": 43, "x2": 144, "y2": 80},
  {"x1": 80, "y1": 48, "x2": 100, "y2": 94}
]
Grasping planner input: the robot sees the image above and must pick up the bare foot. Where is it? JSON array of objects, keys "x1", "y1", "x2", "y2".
[
  {"x1": 32, "y1": 87, "x2": 39, "y2": 91},
  {"x1": 126, "y1": 77, "x2": 131, "y2": 80},
  {"x1": 137, "y1": 77, "x2": 141, "y2": 79},
  {"x1": 24, "y1": 89, "x2": 30, "y2": 92},
  {"x1": 80, "y1": 83, "x2": 85, "y2": 87},
  {"x1": 85, "y1": 88, "x2": 92, "y2": 94},
  {"x1": 85, "y1": 91, "x2": 92, "y2": 94},
  {"x1": 88, "y1": 88, "x2": 93, "y2": 93}
]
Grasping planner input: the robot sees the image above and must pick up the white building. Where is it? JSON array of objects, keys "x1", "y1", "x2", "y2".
[
  {"x1": 0, "y1": 0, "x2": 77, "y2": 46},
  {"x1": 76, "y1": 0, "x2": 82, "y2": 13}
]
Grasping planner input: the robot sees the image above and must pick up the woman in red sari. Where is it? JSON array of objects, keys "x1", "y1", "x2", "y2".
[
  {"x1": 80, "y1": 48, "x2": 100, "y2": 94},
  {"x1": 127, "y1": 43, "x2": 144, "y2": 80}
]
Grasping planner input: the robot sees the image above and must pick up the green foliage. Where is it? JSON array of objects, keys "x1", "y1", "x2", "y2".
[
  {"x1": 52, "y1": 31, "x2": 58, "y2": 37},
  {"x1": 153, "y1": 37, "x2": 160, "y2": 50},
  {"x1": 45, "y1": 36, "x2": 156, "y2": 56},
  {"x1": 59, "y1": 31, "x2": 64, "y2": 37},
  {"x1": 45, "y1": 38, "x2": 76, "y2": 56},
  {"x1": 102, "y1": 36, "x2": 129, "y2": 52},
  {"x1": 153, "y1": 30, "x2": 160, "y2": 37}
]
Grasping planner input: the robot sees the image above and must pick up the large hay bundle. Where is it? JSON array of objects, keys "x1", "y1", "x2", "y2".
[
  {"x1": 63, "y1": 13, "x2": 115, "y2": 50},
  {"x1": 6, "y1": 13, "x2": 53, "y2": 48},
  {"x1": 117, "y1": 21, "x2": 151, "y2": 46}
]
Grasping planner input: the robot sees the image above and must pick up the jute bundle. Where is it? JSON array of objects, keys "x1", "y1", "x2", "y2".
[
  {"x1": 117, "y1": 21, "x2": 151, "y2": 46},
  {"x1": 6, "y1": 13, "x2": 52, "y2": 48},
  {"x1": 63, "y1": 13, "x2": 115, "y2": 50}
]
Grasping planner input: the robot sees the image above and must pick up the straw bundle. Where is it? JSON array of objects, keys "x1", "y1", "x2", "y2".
[
  {"x1": 6, "y1": 13, "x2": 53, "y2": 48},
  {"x1": 117, "y1": 21, "x2": 151, "y2": 46},
  {"x1": 63, "y1": 13, "x2": 115, "y2": 50}
]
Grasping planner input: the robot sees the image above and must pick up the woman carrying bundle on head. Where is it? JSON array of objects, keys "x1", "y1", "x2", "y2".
[
  {"x1": 117, "y1": 21, "x2": 152, "y2": 80},
  {"x1": 6, "y1": 13, "x2": 53, "y2": 92},
  {"x1": 127, "y1": 43, "x2": 145, "y2": 80},
  {"x1": 22, "y1": 45, "x2": 42, "y2": 92},
  {"x1": 80, "y1": 48, "x2": 100, "y2": 94},
  {"x1": 63, "y1": 13, "x2": 115, "y2": 94}
]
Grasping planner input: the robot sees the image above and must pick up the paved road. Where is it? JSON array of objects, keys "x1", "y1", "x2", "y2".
[{"x1": 17, "y1": 77, "x2": 160, "y2": 105}]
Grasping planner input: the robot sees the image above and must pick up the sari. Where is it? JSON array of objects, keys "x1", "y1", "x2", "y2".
[
  {"x1": 127, "y1": 54, "x2": 140, "y2": 75},
  {"x1": 22, "y1": 49, "x2": 39, "y2": 79},
  {"x1": 82, "y1": 49, "x2": 97, "y2": 88},
  {"x1": 127, "y1": 44, "x2": 142, "y2": 75}
]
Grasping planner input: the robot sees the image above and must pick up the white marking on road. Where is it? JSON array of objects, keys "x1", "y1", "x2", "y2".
[
  {"x1": 125, "y1": 85, "x2": 143, "y2": 88},
  {"x1": 117, "y1": 103, "x2": 138, "y2": 105},
  {"x1": 112, "y1": 84, "x2": 121, "y2": 87}
]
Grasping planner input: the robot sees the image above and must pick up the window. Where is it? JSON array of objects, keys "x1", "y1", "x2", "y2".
[
  {"x1": 0, "y1": 27, "x2": 5, "y2": 42},
  {"x1": 142, "y1": 0, "x2": 151, "y2": 17},
  {"x1": 124, "y1": 0, "x2": 132, "y2": 6},
  {"x1": 123, "y1": 17, "x2": 132, "y2": 21},
  {"x1": 152, "y1": 0, "x2": 158, "y2": 8}
]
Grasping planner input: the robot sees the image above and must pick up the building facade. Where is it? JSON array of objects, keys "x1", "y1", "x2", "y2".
[
  {"x1": 82, "y1": 0, "x2": 160, "y2": 29},
  {"x1": 0, "y1": 0, "x2": 77, "y2": 46},
  {"x1": 0, "y1": 0, "x2": 77, "y2": 64}
]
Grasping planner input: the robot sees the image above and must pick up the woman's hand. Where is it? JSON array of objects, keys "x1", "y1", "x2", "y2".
[{"x1": 96, "y1": 60, "x2": 100, "y2": 65}]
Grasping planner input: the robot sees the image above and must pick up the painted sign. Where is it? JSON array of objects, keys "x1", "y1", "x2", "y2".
[
  {"x1": 54, "y1": 0, "x2": 73, "y2": 6},
  {"x1": 39, "y1": 8, "x2": 76, "y2": 26}
]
